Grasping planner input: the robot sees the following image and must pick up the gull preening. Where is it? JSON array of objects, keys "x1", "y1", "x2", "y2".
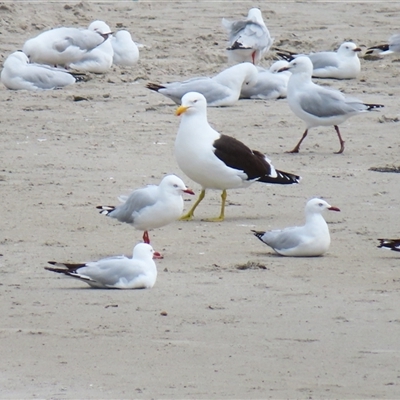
[
  {"x1": 366, "y1": 34, "x2": 400, "y2": 55},
  {"x1": 222, "y1": 8, "x2": 273, "y2": 65},
  {"x1": 45, "y1": 243, "x2": 158, "y2": 289},
  {"x1": 22, "y1": 22, "x2": 112, "y2": 68},
  {"x1": 146, "y1": 62, "x2": 258, "y2": 107},
  {"x1": 280, "y1": 56, "x2": 384, "y2": 154},
  {"x1": 97, "y1": 175, "x2": 194, "y2": 244},
  {"x1": 240, "y1": 60, "x2": 291, "y2": 100},
  {"x1": 253, "y1": 198, "x2": 340, "y2": 257},
  {"x1": 174, "y1": 92, "x2": 300, "y2": 222},
  {"x1": 377, "y1": 239, "x2": 400, "y2": 252},
  {"x1": 1, "y1": 51, "x2": 77, "y2": 90},
  {"x1": 111, "y1": 30, "x2": 139, "y2": 66},
  {"x1": 276, "y1": 41, "x2": 361, "y2": 79}
]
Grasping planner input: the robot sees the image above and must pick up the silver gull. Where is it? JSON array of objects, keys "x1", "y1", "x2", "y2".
[{"x1": 111, "y1": 30, "x2": 139, "y2": 66}]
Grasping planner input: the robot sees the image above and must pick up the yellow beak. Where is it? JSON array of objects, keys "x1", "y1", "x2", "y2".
[{"x1": 175, "y1": 105, "x2": 189, "y2": 116}]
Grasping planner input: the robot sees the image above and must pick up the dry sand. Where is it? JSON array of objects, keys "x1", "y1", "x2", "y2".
[{"x1": 1, "y1": 1, "x2": 400, "y2": 399}]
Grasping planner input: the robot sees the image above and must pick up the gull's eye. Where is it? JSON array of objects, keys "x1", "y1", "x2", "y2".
[
  {"x1": 173, "y1": 184, "x2": 178, "y2": 188},
  {"x1": 319, "y1": 203, "x2": 324, "y2": 207}
]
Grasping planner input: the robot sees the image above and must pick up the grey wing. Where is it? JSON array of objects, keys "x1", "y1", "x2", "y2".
[
  {"x1": 24, "y1": 65, "x2": 74, "y2": 89},
  {"x1": 308, "y1": 52, "x2": 339, "y2": 69},
  {"x1": 299, "y1": 87, "x2": 355, "y2": 118},
  {"x1": 108, "y1": 186, "x2": 158, "y2": 223},
  {"x1": 389, "y1": 33, "x2": 400, "y2": 52},
  {"x1": 262, "y1": 227, "x2": 306, "y2": 250}
]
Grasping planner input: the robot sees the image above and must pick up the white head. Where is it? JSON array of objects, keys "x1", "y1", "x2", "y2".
[
  {"x1": 132, "y1": 243, "x2": 156, "y2": 260},
  {"x1": 305, "y1": 198, "x2": 340, "y2": 214},
  {"x1": 239, "y1": 62, "x2": 259, "y2": 88},
  {"x1": 175, "y1": 92, "x2": 208, "y2": 117},
  {"x1": 337, "y1": 42, "x2": 361, "y2": 57},
  {"x1": 114, "y1": 30, "x2": 132, "y2": 41},
  {"x1": 6, "y1": 51, "x2": 29, "y2": 65},
  {"x1": 247, "y1": 8, "x2": 265, "y2": 25},
  {"x1": 159, "y1": 174, "x2": 194, "y2": 196},
  {"x1": 269, "y1": 60, "x2": 290, "y2": 74},
  {"x1": 283, "y1": 56, "x2": 314, "y2": 75},
  {"x1": 88, "y1": 20, "x2": 112, "y2": 34}
]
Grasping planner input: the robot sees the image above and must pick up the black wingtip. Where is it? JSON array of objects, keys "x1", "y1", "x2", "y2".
[
  {"x1": 146, "y1": 82, "x2": 165, "y2": 92},
  {"x1": 251, "y1": 229, "x2": 266, "y2": 242},
  {"x1": 258, "y1": 170, "x2": 301, "y2": 185},
  {"x1": 96, "y1": 205, "x2": 115, "y2": 215},
  {"x1": 366, "y1": 44, "x2": 390, "y2": 54},
  {"x1": 366, "y1": 103, "x2": 384, "y2": 111}
]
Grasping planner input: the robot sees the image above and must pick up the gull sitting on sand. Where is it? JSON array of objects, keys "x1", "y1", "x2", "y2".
[
  {"x1": 111, "y1": 30, "x2": 139, "y2": 66},
  {"x1": 45, "y1": 243, "x2": 158, "y2": 289},
  {"x1": 252, "y1": 198, "x2": 340, "y2": 257},
  {"x1": 97, "y1": 175, "x2": 194, "y2": 245},
  {"x1": 174, "y1": 92, "x2": 300, "y2": 222},
  {"x1": 1, "y1": 51, "x2": 77, "y2": 90},
  {"x1": 222, "y1": 8, "x2": 273, "y2": 65},
  {"x1": 280, "y1": 56, "x2": 384, "y2": 154},
  {"x1": 146, "y1": 62, "x2": 258, "y2": 107},
  {"x1": 276, "y1": 41, "x2": 361, "y2": 79}
]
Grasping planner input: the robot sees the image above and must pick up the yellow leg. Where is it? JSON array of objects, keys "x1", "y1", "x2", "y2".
[
  {"x1": 202, "y1": 190, "x2": 227, "y2": 222},
  {"x1": 180, "y1": 189, "x2": 206, "y2": 221}
]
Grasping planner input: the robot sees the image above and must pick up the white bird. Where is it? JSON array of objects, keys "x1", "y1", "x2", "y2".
[
  {"x1": 240, "y1": 60, "x2": 290, "y2": 100},
  {"x1": 377, "y1": 238, "x2": 400, "y2": 252},
  {"x1": 69, "y1": 20, "x2": 114, "y2": 73},
  {"x1": 174, "y1": 92, "x2": 300, "y2": 222},
  {"x1": 222, "y1": 8, "x2": 273, "y2": 65},
  {"x1": 253, "y1": 198, "x2": 340, "y2": 257},
  {"x1": 22, "y1": 23, "x2": 112, "y2": 67},
  {"x1": 280, "y1": 56, "x2": 384, "y2": 154},
  {"x1": 146, "y1": 62, "x2": 258, "y2": 107},
  {"x1": 97, "y1": 175, "x2": 194, "y2": 244},
  {"x1": 45, "y1": 243, "x2": 158, "y2": 289},
  {"x1": 111, "y1": 30, "x2": 139, "y2": 66},
  {"x1": 366, "y1": 34, "x2": 400, "y2": 55},
  {"x1": 1, "y1": 51, "x2": 77, "y2": 90},
  {"x1": 276, "y1": 42, "x2": 361, "y2": 79}
]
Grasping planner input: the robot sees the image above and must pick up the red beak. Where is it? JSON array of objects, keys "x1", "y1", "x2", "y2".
[
  {"x1": 184, "y1": 188, "x2": 195, "y2": 195},
  {"x1": 328, "y1": 206, "x2": 340, "y2": 212}
]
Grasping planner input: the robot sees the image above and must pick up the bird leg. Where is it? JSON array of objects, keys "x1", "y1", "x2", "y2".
[
  {"x1": 142, "y1": 231, "x2": 150, "y2": 244},
  {"x1": 333, "y1": 125, "x2": 345, "y2": 154},
  {"x1": 287, "y1": 129, "x2": 308, "y2": 153},
  {"x1": 202, "y1": 190, "x2": 227, "y2": 222},
  {"x1": 251, "y1": 51, "x2": 256, "y2": 65},
  {"x1": 180, "y1": 189, "x2": 206, "y2": 221}
]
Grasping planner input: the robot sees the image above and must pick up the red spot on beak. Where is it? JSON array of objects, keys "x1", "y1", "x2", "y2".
[
  {"x1": 184, "y1": 188, "x2": 195, "y2": 195},
  {"x1": 153, "y1": 251, "x2": 163, "y2": 259},
  {"x1": 328, "y1": 206, "x2": 340, "y2": 212}
]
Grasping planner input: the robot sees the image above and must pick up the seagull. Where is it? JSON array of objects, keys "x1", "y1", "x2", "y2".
[
  {"x1": 45, "y1": 243, "x2": 159, "y2": 289},
  {"x1": 22, "y1": 22, "x2": 112, "y2": 67},
  {"x1": 146, "y1": 62, "x2": 258, "y2": 107},
  {"x1": 174, "y1": 92, "x2": 300, "y2": 222},
  {"x1": 252, "y1": 198, "x2": 340, "y2": 256},
  {"x1": 240, "y1": 60, "x2": 291, "y2": 100},
  {"x1": 377, "y1": 238, "x2": 400, "y2": 252},
  {"x1": 276, "y1": 41, "x2": 361, "y2": 79},
  {"x1": 366, "y1": 34, "x2": 400, "y2": 55},
  {"x1": 97, "y1": 175, "x2": 194, "y2": 244},
  {"x1": 1, "y1": 51, "x2": 77, "y2": 90},
  {"x1": 111, "y1": 30, "x2": 139, "y2": 66},
  {"x1": 222, "y1": 8, "x2": 273, "y2": 65},
  {"x1": 68, "y1": 20, "x2": 114, "y2": 73},
  {"x1": 280, "y1": 56, "x2": 384, "y2": 154}
]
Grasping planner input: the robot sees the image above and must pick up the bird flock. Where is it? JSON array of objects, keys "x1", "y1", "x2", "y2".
[{"x1": 2, "y1": 8, "x2": 397, "y2": 288}]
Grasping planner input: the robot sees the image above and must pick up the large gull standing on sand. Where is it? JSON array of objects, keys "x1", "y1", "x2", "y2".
[
  {"x1": 280, "y1": 56, "x2": 384, "y2": 154},
  {"x1": 276, "y1": 41, "x2": 361, "y2": 79},
  {"x1": 222, "y1": 8, "x2": 273, "y2": 65},
  {"x1": 22, "y1": 22, "x2": 112, "y2": 67},
  {"x1": 1, "y1": 51, "x2": 77, "y2": 90},
  {"x1": 253, "y1": 198, "x2": 340, "y2": 257},
  {"x1": 146, "y1": 62, "x2": 258, "y2": 107},
  {"x1": 174, "y1": 92, "x2": 300, "y2": 222},
  {"x1": 97, "y1": 175, "x2": 194, "y2": 245},
  {"x1": 45, "y1": 243, "x2": 159, "y2": 289}
]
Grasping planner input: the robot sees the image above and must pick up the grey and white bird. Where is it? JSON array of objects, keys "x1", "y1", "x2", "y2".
[
  {"x1": 377, "y1": 238, "x2": 400, "y2": 252},
  {"x1": 240, "y1": 60, "x2": 290, "y2": 100},
  {"x1": 280, "y1": 56, "x2": 383, "y2": 153},
  {"x1": 366, "y1": 34, "x2": 400, "y2": 55},
  {"x1": 276, "y1": 41, "x2": 361, "y2": 79},
  {"x1": 111, "y1": 30, "x2": 139, "y2": 66},
  {"x1": 222, "y1": 8, "x2": 273, "y2": 65},
  {"x1": 1, "y1": 51, "x2": 77, "y2": 90},
  {"x1": 253, "y1": 198, "x2": 340, "y2": 257},
  {"x1": 174, "y1": 92, "x2": 300, "y2": 222},
  {"x1": 146, "y1": 62, "x2": 258, "y2": 107},
  {"x1": 45, "y1": 243, "x2": 159, "y2": 289},
  {"x1": 97, "y1": 175, "x2": 194, "y2": 244},
  {"x1": 22, "y1": 22, "x2": 112, "y2": 67}
]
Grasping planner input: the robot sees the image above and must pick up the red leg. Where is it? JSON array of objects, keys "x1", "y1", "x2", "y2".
[
  {"x1": 142, "y1": 231, "x2": 150, "y2": 244},
  {"x1": 287, "y1": 129, "x2": 308, "y2": 153},
  {"x1": 333, "y1": 125, "x2": 345, "y2": 154},
  {"x1": 251, "y1": 51, "x2": 256, "y2": 65}
]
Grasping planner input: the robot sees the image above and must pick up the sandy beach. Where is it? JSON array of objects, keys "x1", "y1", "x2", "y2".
[{"x1": 1, "y1": 1, "x2": 400, "y2": 398}]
